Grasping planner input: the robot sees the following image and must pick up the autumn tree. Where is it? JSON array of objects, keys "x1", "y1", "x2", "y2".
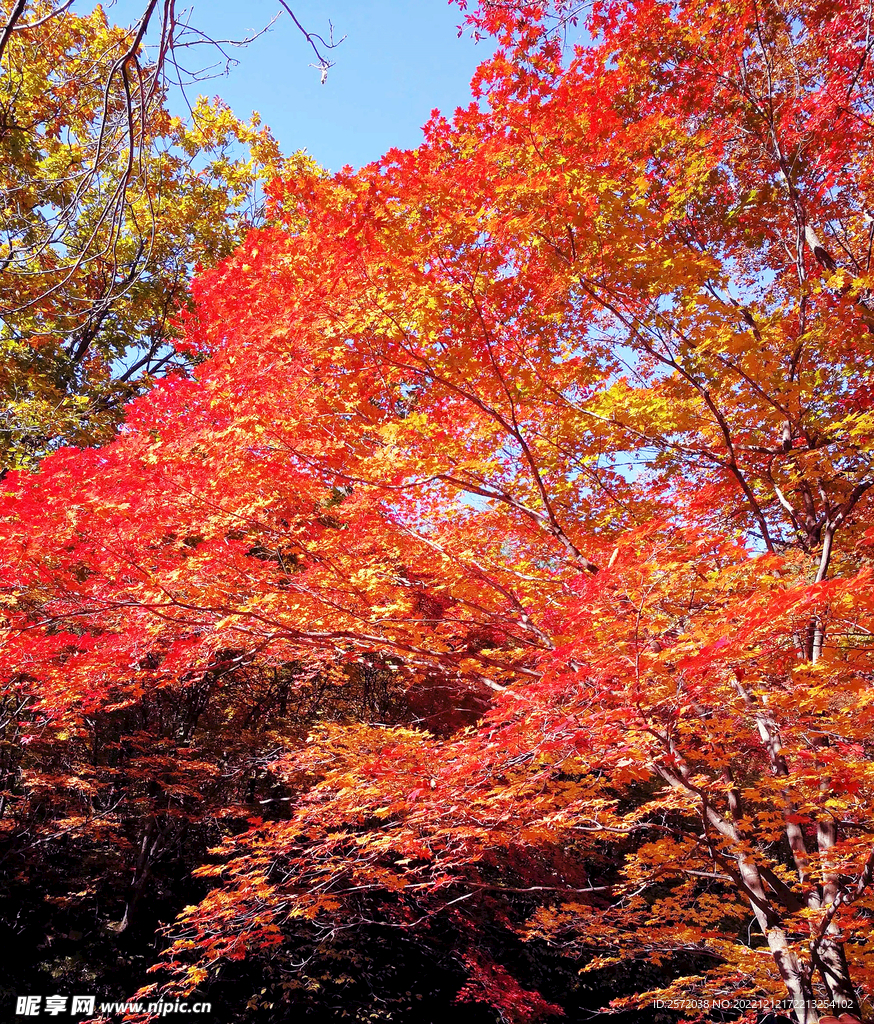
[
  {"x1": 1, "y1": 0, "x2": 874, "y2": 1021},
  {"x1": 0, "y1": 0, "x2": 323, "y2": 469}
]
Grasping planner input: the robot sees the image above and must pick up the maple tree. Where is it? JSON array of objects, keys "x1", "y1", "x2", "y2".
[{"x1": 2, "y1": 0, "x2": 874, "y2": 1021}]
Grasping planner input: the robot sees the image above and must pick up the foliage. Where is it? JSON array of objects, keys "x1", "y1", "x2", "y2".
[
  {"x1": 0, "y1": 0, "x2": 314, "y2": 469},
  {"x1": 2, "y1": 0, "x2": 874, "y2": 1021}
]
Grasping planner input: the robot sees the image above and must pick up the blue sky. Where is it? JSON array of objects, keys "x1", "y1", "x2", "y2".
[{"x1": 105, "y1": 0, "x2": 495, "y2": 172}]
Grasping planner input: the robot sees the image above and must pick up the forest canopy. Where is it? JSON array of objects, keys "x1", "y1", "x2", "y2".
[{"x1": 2, "y1": 0, "x2": 874, "y2": 1022}]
